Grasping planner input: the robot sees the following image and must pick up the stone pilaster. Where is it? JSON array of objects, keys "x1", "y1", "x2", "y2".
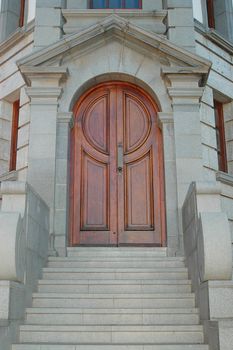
[
  {"x1": 34, "y1": 0, "x2": 66, "y2": 49},
  {"x1": 21, "y1": 66, "x2": 68, "y2": 240},
  {"x1": 163, "y1": 0, "x2": 195, "y2": 52},
  {"x1": 54, "y1": 112, "x2": 72, "y2": 256},
  {"x1": 163, "y1": 69, "x2": 205, "y2": 237},
  {"x1": 158, "y1": 112, "x2": 179, "y2": 255}
]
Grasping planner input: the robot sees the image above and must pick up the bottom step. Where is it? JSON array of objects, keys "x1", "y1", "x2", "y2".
[{"x1": 13, "y1": 345, "x2": 209, "y2": 350}]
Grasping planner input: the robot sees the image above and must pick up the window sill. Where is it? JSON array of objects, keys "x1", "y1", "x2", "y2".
[
  {"x1": 0, "y1": 170, "x2": 18, "y2": 182},
  {"x1": 194, "y1": 20, "x2": 233, "y2": 54},
  {"x1": 0, "y1": 20, "x2": 34, "y2": 56},
  {"x1": 216, "y1": 171, "x2": 233, "y2": 187}
]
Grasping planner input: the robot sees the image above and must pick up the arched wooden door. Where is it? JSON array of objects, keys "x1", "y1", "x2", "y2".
[{"x1": 70, "y1": 82, "x2": 165, "y2": 246}]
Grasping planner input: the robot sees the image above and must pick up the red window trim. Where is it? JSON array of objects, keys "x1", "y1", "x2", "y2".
[
  {"x1": 214, "y1": 100, "x2": 228, "y2": 173},
  {"x1": 9, "y1": 101, "x2": 20, "y2": 172},
  {"x1": 19, "y1": 0, "x2": 26, "y2": 27},
  {"x1": 206, "y1": 0, "x2": 215, "y2": 28},
  {"x1": 89, "y1": 0, "x2": 142, "y2": 9}
]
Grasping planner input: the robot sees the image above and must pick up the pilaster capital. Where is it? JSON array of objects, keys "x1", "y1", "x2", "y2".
[
  {"x1": 57, "y1": 112, "x2": 73, "y2": 123},
  {"x1": 162, "y1": 67, "x2": 207, "y2": 106},
  {"x1": 167, "y1": 86, "x2": 204, "y2": 106},
  {"x1": 158, "y1": 112, "x2": 174, "y2": 123},
  {"x1": 20, "y1": 66, "x2": 68, "y2": 87},
  {"x1": 158, "y1": 112, "x2": 174, "y2": 129},
  {"x1": 20, "y1": 66, "x2": 68, "y2": 105},
  {"x1": 25, "y1": 87, "x2": 63, "y2": 105}
]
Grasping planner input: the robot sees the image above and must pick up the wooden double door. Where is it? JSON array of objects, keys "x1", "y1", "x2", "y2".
[{"x1": 70, "y1": 82, "x2": 165, "y2": 246}]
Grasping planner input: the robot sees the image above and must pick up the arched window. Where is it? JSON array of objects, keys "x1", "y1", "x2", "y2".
[{"x1": 90, "y1": 0, "x2": 141, "y2": 9}]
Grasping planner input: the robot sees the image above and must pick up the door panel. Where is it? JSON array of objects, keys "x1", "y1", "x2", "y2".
[
  {"x1": 81, "y1": 152, "x2": 109, "y2": 230},
  {"x1": 70, "y1": 82, "x2": 165, "y2": 246},
  {"x1": 83, "y1": 95, "x2": 109, "y2": 153},
  {"x1": 125, "y1": 151, "x2": 154, "y2": 231},
  {"x1": 124, "y1": 94, "x2": 151, "y2": 154}
]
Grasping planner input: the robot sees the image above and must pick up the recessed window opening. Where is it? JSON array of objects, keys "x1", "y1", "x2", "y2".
[
  {"x1": 214, "y1": 100, "x2": 228, "y2": 173},
  {"x1": 27, "y1": 0, "x2": 36, "y2": 23},
  {"x1": 192, "y1": 0, "x2": 204, "y2": 23},
  {"x1": 9, "y1": 101, "x2": 20, "y2": 172},
  {"x1": 19, "y1": 0, "x2": 36, "y2": 27},
  {"x1": 90, "y1": 0, "x2": 141, "y2": 9}
]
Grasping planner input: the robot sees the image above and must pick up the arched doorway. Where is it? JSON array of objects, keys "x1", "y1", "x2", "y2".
[{"x1": 69, "y1": 82, "x2": 166, "y2": 246}]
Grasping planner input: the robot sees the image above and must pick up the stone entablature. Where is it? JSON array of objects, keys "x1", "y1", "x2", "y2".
[{"x1": 62, "y1": 9, "x2": 167, "y2": 35}]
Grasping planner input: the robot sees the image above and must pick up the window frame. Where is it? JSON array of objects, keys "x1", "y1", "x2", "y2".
[
  {"x1": 19, "y1": 0, "x2": 36, "y2": 27},
  {"x1": 19, "y1": 0, "x2": 26, "y2": 27},
  {"x1": 9, "y1": 100, "x2": 20, "y2": 172},
  {"x1": 214, "y1": 100, "x2": 228, "y2": 173},
  {"x1": 206, "y1": 0, "x2": 215, "y2": 28},
  {"x1": 89, "y1": 0, "x2": 142, "y2": 9}
]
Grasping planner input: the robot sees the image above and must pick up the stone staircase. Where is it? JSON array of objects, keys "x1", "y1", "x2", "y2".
[{"x1": 12, "y1": 247, "x2": 209, "y2": 350}]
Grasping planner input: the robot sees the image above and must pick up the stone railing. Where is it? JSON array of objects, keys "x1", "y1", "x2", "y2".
[
  {"x1": 0, "y1": 181, "x2": 49, "y2": 350},
  {"x1": 182, "y1": 181, "x2": 233, "y2": 350}
]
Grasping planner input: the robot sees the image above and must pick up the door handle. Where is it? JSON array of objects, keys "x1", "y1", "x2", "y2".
[{"x1": 117, "y1": 143, "x2": 123, "y2": 173}]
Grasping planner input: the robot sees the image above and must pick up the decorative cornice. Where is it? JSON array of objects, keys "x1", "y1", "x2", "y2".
[
  {"x1": 162, "y1": 67, "x2": 210, "y2": 75},
  {"x1": 19, "y1": 66, "x2": 69, "y2": 86},
  {"x1": 16, "y1": 14, "x2": 211, "y2": 73},
  {"x1": 216, "y1": 171, "x2": 233, "y2": 187},
  {"x1": 162, "y1": 69, "x2": 209, "y2": 88}
]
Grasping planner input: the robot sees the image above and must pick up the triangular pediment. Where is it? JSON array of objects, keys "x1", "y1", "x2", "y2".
[{"x1": 17, "y1": 14, "x2": 211, "y2": 74}]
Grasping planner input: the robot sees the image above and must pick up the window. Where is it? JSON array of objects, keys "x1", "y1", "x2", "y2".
[
  {"x1": 9, "y1": 101, "x2": 19, "y2": 172},
  {"x1": 192, "y1": 1, "x2": 233, "y2": 42},
  {"x1": 19, "y1": 0, "x2": 36, "y2": 27},
  {"x1": 206, "y1": 0, "x2": 215, "y2": 28},
  {"x1": 192, "y1": 0, "x2": 204, "y2": 23},
  {"x1": 90, "y1": 0, "x2": 141, "y2": 9},
  {"x1": 214, "y1": 101, "x2": 228, "y2": 172},
  {"x1": 27, "y1": 0, "x2": 36, "y2": 23},
  {"x1": 19, "y1": 0, "x2": 26, "y2": 27},
  {"x1": 206, "y1": 0, "x2": 233, "y2": 42}
]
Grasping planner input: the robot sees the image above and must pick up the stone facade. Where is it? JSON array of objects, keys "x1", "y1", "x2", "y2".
[{"x1": 0, "y1": 0, "x2": 232, "y2": 349}]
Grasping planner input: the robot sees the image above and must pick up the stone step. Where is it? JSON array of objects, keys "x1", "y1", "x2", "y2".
[
  {"x1": 32, "y1": 293, "x2": 195, "y2": 308},
  {"x1": 38, "y1": 280, "x2": 192, "y2": 293},
  {"x1": 49, "y1": 256, "x2": 184, "y2": 262},
  {"x1": 26, "y1": 307, "x2": 199, "y2": 315},
  {"x1": 42, "y1": 268, "x2": 188, "y2": 280},
  {"x1": 38, "y1": 279, "x2": 191, "y2": 285},
  {"x1": 47, "y1": 260, "x2": 185, "y2": 268},
  {"x1": 25, "y1": 307, "x2": 200, "y2": 325},
  {"x1": 67, "y1": 248, "x2": 167, "y2": 258},
  {"x1": 13, "y1": 344, "x2": 209, "y2": 350},
  {"x1": 19, "y1": 324, "x2": 204, "y2": 344},
  {"x1": 67, "y1": 247, "x2": 167, "y2": 253}
]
